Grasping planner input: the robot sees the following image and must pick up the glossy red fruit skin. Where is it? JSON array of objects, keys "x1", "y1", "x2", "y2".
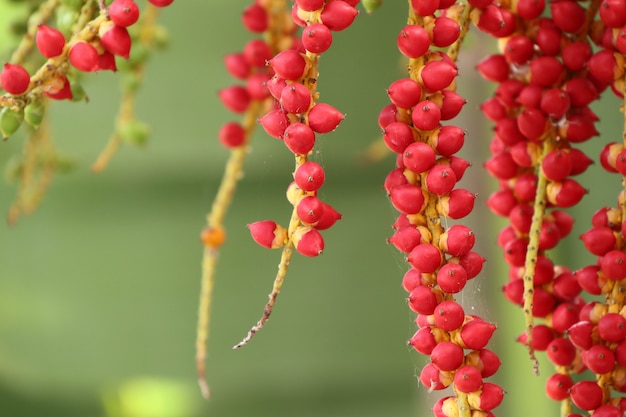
[
  {"x1": 69, "y1": 42, "x2": 99, "y2": 72},
  {"x1": 295, "y1": 0, "x2": 324, "y2": 11},
  {"x1": 551, "y1": 0, "x2": 586, "y2": 33},
  {"x1": 437, "y1": 263, "x2": 468, "y2": 293},
  {"x1": 390, "y1": 184, "x2": 425, "y2": 215},
  {"x1": 219, "y1": 85, "x2": 251, "y2": 113},
  {"x1": 98, "y1": 51, "x2": 117, "y2": 71},
  {"x1": 248, "y1": 220, "x2": 282, "y2": 248},
  {"x1": 403, "y1": 141, "x2": 436, "y2": 173},
  {"x1": 408, "y1": 285, "x2": 440, "y2": 315},
  {"x1": 258, "y1": 109, "x2": 289, "y2": 138},
  {"x1": 280, "y1": 83, "x2": 311, "y2": 114},
  {"x1": 407, "y1": 243, "x2": 443, "y2": 273},
  {"x1": 600, "y1": 250, "x2": 626, "y2": 280},
  {"x1": 412, "y1": 100, "x2": 441, "y2": 131},
  {"x1": 147, "y1": 0, "x2": 174, "y2": 6},
  {"x1": 283, "y1": 122, "x2": 316, "y2": 155},
  {"x1": 420, "y1": 60, "x2": 457, "y2": 92},
  {"x1": 430, "y1": 341, "x2": 464, "y2": 371},
  {"x1": 301, "y1": 23, "x2": 333, "y2": 54},
  {"x1": 459, "y1": 319, "x2": 496, "y2": 350},
  {"x1": 1, "y1": 63, "x2": 30, "y2": 95},
  {"x1": 35, "y1": 25, "x2": 66, "y2": 58},
  {"x1": 295, "y1": 161, "x2": 325, "y2": 191},
  {"x1": 270, "y1": 50, "x2": 307, "y2": 80},
  {"x1": 383, "y1": 122, "x2": 415, "y2": 154},
  {"x1": 294, "y1": 228, "x2": 324, "y2": 257},
  {"x1": 546, "y1": 373, "x2": 574, "y2": 400},
  {"x1": 100, "y1": 24, "x2": 131, "y2": 59},
  {"x1": 218, "y1": 122, "x2": 246, "y2": 148},
  {"x1": 570, "y1": 380, "x2": 603, "y2": 410},
  {"x1": 44, "y1": 74, "x2": 72, "y2": 100},
  {"x1": 307, "y1": 102, "x2": 344, "y2": 133},
  {"x1": 432, "y1": 16, "x2": 460, "y2": 47},
  {"x1": 397, "y1": 25, "x2": 430, "y2": 58},
  {"x1": 320, "y1": 1, "x2": 358, "y2": 31},
  {"x1": 297, "y1": 196, "x2": 324, "y2": 225},
  {"x1": 387, "y1": 78, "x2": 422, "y2": 109},
  {"x1": 454, "y1": 365, "x2": 483, "y2": 393},
  {"x1": 242, "y1": 4, "x2": 268, "y2": 33},
  {"x1": 109, "y1": 0, "x2": 140, "y2": 27},
  {"x1": 314, "y1": 203, "x2": 341, "y2": 230}
]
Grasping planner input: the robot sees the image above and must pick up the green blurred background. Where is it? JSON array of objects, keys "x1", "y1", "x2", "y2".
[{"x1": 0, "y1": 1, "x2": 623, "y2": 416}]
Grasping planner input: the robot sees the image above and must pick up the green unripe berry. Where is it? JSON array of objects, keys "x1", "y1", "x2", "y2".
[
  {"x1": 24, "y1": 100, "x2": 45, "y2": 129},
  {"x1": 0, "y1": 107, "x2": 24, "y2": 140},
  {"x1": 362, "y1": 0, "x2": 383, "y2": 14},
  {"x1": 119, "y1": 119, "x2": 150, "y2": 147}
]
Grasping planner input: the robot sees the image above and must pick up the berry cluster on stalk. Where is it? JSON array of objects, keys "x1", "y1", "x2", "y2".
[
  {"x1": 477, "y1": 0, "x2": 626, "y2": 415},
  {"x1": 1, "y1": 0, "x2": 173, "y2": 223},
  {"x1": 383, "y1": 2, "x2": 504, "y2": 416},
  {"x1": 234, "y1": 0, "x2": 358, "y2": 350},
  {"x1": 196, "y1": 0, "x2": 298, "y2": 399}
]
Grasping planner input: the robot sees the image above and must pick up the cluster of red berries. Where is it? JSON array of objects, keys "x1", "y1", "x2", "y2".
[
  {"x1": 382, "y1": 1, "x2": 505, "y2": 416},
  {"x1": 0, "y1": 0, "x2": 173, "y2": 100},
  {"x1": 245, "y1": 0, "x2": 357, "y2": 257},
  {"x1": 477, "y1": 0, "x2": 626, "y2": 414}
]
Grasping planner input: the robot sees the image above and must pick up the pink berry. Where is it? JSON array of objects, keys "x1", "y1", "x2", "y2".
[
  {"x1": 407, "y1": 243, "x2": 443, "y2": 273},
  {"x1": 35, "y1": 25, "x2": 65, "y2": 58},
  {"x1": 431, "y1": 341, "x2": 464, "y2": 371},
  {"x1": 69, "y1": 42, "x2": 99, "y2": 72},
  {"x1": 147, "y1": 0, "x2": 173, "y2": 6},
  {"x1": 307, "y1": 102, "x2": 344, "y2": 133},
  {"x1": 437, "y1": 263, "x2": 467, "y2": 293},
  {"x1": 218, "y1": 122, "x2": 246, "y2": 148},
  {"x1": 459, "y1": 319, "x2": 496, "y2": 350},
  {"x1": 397, "y1": 25, "x2": 430, "y2": 58},
  {"x1": 109, "y1": 0, "x2": 140, "y2": 27},
  {"x1": 454, "y1": 365, "x2": 483, "y2": 393},
  {"x1": 297, "y1": 196, "x2": 324, "y2": 225},
  {"x1": 320, "y1": 1, "x2": 358, "y2": 31},
  {"x1": 387, "y1": 78, "x2": 422, "y2": 109},
  {"x1": 242, "y1": 3, "x2": 268, "y2": 33},
  {"x1": 258, "y1": 109, "x2": 289, "y2": 138},
  {"x1": 420, "y1": 60, "x2": 458, "y2": 93},
  {"x1": 389, "y1": 184, "x2": 425, "y2": 215},
  {"x1": 283, "y1": 122, "x2": 316, "y2": 155},
  {"x1": 280, "y1": 83, "x2": 312, "y2": 114},
  {"x1": 294, "y1": 161, "x2": 325, "y2": 192},
  {"x1": 219, "y1": 85, "x2": 251, "y2": 113},
  {"x1": 389, "y1": 226, "x2": 422, "y2": 253},
  {"x1": 269, "y1": 50, "x2": 306, "y2": 80},
  {"x1": 437, "y1": 189, "x2": 475, "y2": 219},
  {"x1": 292, "y1": 227, "x2": 324, "y2": 257},
  {"x1": 314, "y1": 203, "x2": 341, "y2": 230},
  {"x1": 408, "y1": 285, "x2": 441, "y2": 315},
  {"x1": 248, "y1": 220, "x2": 287, "y2": 249},
  {"x1": 570, "y1": 380, "x2": 603, "y2": 410},
  {"x1": 426, "y1": 163, "x2": 457, "y2": 195},
  {"x1": 223, "y1": 53, "x2": 250, "y2": 79},
  {"x1": 439, "y1": 225, "x2": 475, "y2": 256},
  {"x1": 99, "y1": 23, "x2": 131, "y2": 59},
  {"x1": 412, "y1": 100, "x2": 441, "y2": 131},
  {"x1": 402, "y1": 142, "x2": 436, "y2": 173},
  {"x1": 409, "y1": 327, "x2": 438, "y2": 355},
  {"x1": 301, "y1": 23, "x2": 333, "y2": 54},
  {"x1": 545, "y1": 373, "x2": 573, "y2": 401},
  {"x1": 467, "y1": 382, "x2": 504, "y2": 411},
  {"x1": 0, "y1": 63, "x2": 30, "y2": 95}
]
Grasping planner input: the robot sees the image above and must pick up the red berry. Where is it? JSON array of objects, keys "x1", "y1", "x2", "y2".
[
  {"x1": 320, "y1": 1, "x2": 358, "y2": 31},
  {"x1": 219, "y1": 85, "x2": 251, "y2": 113},
  {"x1": 420, "y1": 363, "x2": 451, "y2": 391},
  {"x1": 567, "y1": 320, "x2": 594, "y2": 350},
  {"x1": 517, "y1": 324, "x2": 555, "y2": 350},
  {"x1": 411, "y1": 0, "x2": 439, "y2": 16},
  {"x1": 397, "y1": 25, "x2": 430, "y2": 58},
  {"x1": 389, "y1": 184, "x2": 425, "y2": 215},
  {"x1": 431, "y1": 341, "x2": 464, "y2": 371},
  {"x1": 218, "y1": 122, "x2": 246, "y2": 148},
  {"x1": 98, "y1": 51, "x2": 117, "y2": 71},
  {"x1": 270, "y1": 50, "x2": 307, "y2": 80},
  {"x1": 283, "y1": 122, "x2": 316, "y2": 155},
  {"x1": 458, "y1": 251, "x2": 485, "y2": 279},
  {"x1": 426, "y1": 163, "x2": 457, "y2": 195},
  {"x1": 516, "y1": 0, "x2": 545, "y2": 18},
  {"x1": 459, "y1": 319, "x2": 496, "y2": 350},
  {"x1": 454, "y1": 365, "x2": 483, "y2": 393},
  {"x1": 412, "y1": 100, "x2": 441, "y2": 131},
  {"x1": 570, "y1": 381, "x2": 603, "y2": 410},
  {"x1": 99, "y1": 23, "x2": 131, "y2": 59},
  {"x1": 598, "y1": 313, "x2": 626, "y2": 342},
  {"x1": 439, "y1": 225, "x2": 474, "y2": 256},
  {"x1": 258, "y1": 109, "x2": 289, "y2": 138},
  {"x1": 477, "y1": 54, "x2": 510, "y2": 82},
  {"x1": 407, "y1": 243, "x2": 443, "y2": 273},
  {"x1": 294, "y1": 161, "x2": 325, "y2": 192},
  {"x1": 314, "y1": 203, "x2": 341, "y2": 230},
  {"x1": 437, "y1": 263, "x2": 468, "y2": 293},
  {"x1": 547, "y1": 337, "x2": 577, "y2": 366},
  {"x1": 551, "y1": 0, "x2": 586, "y2": 33},
  {"x1": 562, "y1": 42, "x2": 592, "y2": 71},
  {"x1": 248, "y1": 220, "x2": 287, "y2": 248},
  {"x1": 280, "y1": 83, "x2": 311, "y2": 114},
  {"x1": 402, "y1": 141, "x2": 436, "y2": 173},
  {"x1": 546, "y1": 179, "x2": 586, "y2": 208},
  {"x1": 484, "y1": 152, "x2": 518, "y2": 180},
  {"x1": 109, "y1": 0, "x2": 140, "y2": 27},
  {"x1": 434, "y1": 300, "x2": 465, "y2": 331},
  {"x1": 530, "y1": 56, "x2": 564, "y2": 87},
  {"x1": 297, "y1": 196, "x2": 324, "y2": 225},
  {"x1": 600, "y1": 250, "x2": 626, "y2": 280},
  {"x1": 242, "y1": 3, "x2": 268, "y2": 33},
  {"x1": 583, "y1": 344, "x2": 616, "y2": 374},
  {"x1": 420, "y1": 60, "x2": 457, "y2": 92},
  {"x1": 546, "y1": 373, "x2": 573, "y2": 401},
  {"x1": 389, "y1": 226, "x2": 422, "y2": 253},
  {"x1": 307, "y1": 102, "x2": 344, "y2": 133},
  {"x1": 224, "y1": 53, "x2": 250, "y2": 80},
  {"x1": 292, "y1": 227, "x2": 324, "y2": 257},
  {"x1": 43, "y1": 74, "x2": 72, "y2": 100},
  {"x1": 387, "y1": 78, "x2": 422, "y2": 109},
  {"x1": 504, "y1": 35, "x2": 534, "y2": 64},
  {"x1": 440, "y1": 90, "x2": 466, "y2": 120},
  {"x1": 295, "y1": 0, "x2": 324, "y2": 11},
  {"x1": 0, "y1": 63, "x2": 30, "y2": 95},
  {"x1": 467, "y1": 382, "x2": 504, "y2": 411},
  {"x1": 384, "y1": 122, "x2": 416, "y2": 154},
  {"x1": 408, "y1": 285, "x2": 441, "y2": 315},
  {"x1": 35, "y1": 25, "x2": 65, "y2": 58},
  {"x1": 147, "y1": 0, "x2": 173, "y2": 6},
  {"x1": 599, "y1": 0, "x2": 626, "y2": 27},
  {"x1": 581, "y1": 227, "x2": 617, "y2": 256},
  {"x1": 301, "y1": 23, "x2": 333, "y2": 54},
  {"x1": 437, "y1": 188, "x2": 475, "y2": 219},
  {"x1": 69, "y1": 42, "x2": 99, "y2": 72},
  {"x1": 432, "y1": 16, "x2": 460, "y2": 47}
]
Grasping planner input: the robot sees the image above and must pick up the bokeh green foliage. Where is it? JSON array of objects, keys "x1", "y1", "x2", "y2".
[{"x1": 0, "y1": 0, "x2": 624, "y2": 416}]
